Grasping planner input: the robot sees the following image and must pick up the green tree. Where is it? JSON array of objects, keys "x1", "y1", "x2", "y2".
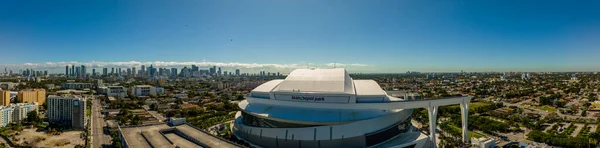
[
  {"x1": 26, "y1": 111, "x2": 40, "y2": 123},
  {"x1": 131, "y1": 115, "x2": 141, "y2": 125},
  {"x1": 150, "y1": 103, "x2": 158, "y2": 111}
]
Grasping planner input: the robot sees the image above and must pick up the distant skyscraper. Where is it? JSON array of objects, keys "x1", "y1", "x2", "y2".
[
  {"x1": 92, "y1": 69, "x2": 96, "y2": 77},
  {"x1": 171, "y1": 68, "x2": 177, "y2": 77},
  {"x1": 102, "y1": 68, "x2": 108, "y2": 76},
  {"x1": 191, "y1": 65, "x2": 199, "y2": 72},
  {"x1": 141, "y1": 65, "x2": 146, "y2": 77},
  {"x1": 75, "y1": 67, "x2": 81, "y2": 78},
  {"x1": 218, "y1": 67, "x2": 222, "y2": 75},
  {"x1": 210, "y1": 66, "x2": 216, "y2": 75},
  {"x1": 149, "y1": 65, "x2": 154, "y2": 77},
  {"x1": 111, "y1": 68, "x2": 114, "y2": 74},
  {"x1": 71, "y1": 65, "x2": 75, "y2": 77},
  {"x1": 235, "y1": 69, "x2": 240, "y2": 76},
  {"x1": 132, "y1": 67, "x2": 136, "y2": 77},
  {"x1": 65, "y1": 65, "x2": 69, "y2": 76},
  {"x1": 81, "y1": 65, "x2": 86, "y2": 78}
]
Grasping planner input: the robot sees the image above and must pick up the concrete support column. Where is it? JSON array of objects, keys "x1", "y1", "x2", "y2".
[
  {"x1": 427, "y1": 106, "x2": 438, "y2": 148},
  {"x1": 460, "y1": 103, "x2": 470, "y2": 143}
]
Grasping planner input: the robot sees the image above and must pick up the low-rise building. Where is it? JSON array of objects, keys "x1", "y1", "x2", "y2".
[
  {"x1": 471, "y1": 137, "x2": 496, "y2": 148},
  {"x1": 45, "y1": 84, "x2": 55, "y2": 90},
  {"x1": 47, "y1": 95, "x2": 86, "y2": 129},
  {"x1": 103, "y1": 86, "x2": 127, "y2": 98},
  {"x1": 0, "y1": 82, "x2": 18, "y2": 90},
  {"x1": 179, "y1": 104, "x2": 200, "y2": 110},
  {"x1": 131, "y1": 85, "x2": 158, "y2": 96},
  {"x1": 145, "y1": 99, "x2": 158, "y2": 106},
  {"x1": 61, "y1": 83, "x2": 93, "y2": 90},
  {"x1": 168, "y1": 117, "x2": 186, "y2": 126}
]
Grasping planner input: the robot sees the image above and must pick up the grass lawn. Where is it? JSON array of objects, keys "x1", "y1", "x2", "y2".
[
  {"x1": 447, "y1": 124, "x2": 486, "y2": 139},
  {"x1": 535, "y1": 105, "x2": 557, "y2": 112},
  {"x1": 470, "y1": 102, "x2": 490, "y2": 108}
]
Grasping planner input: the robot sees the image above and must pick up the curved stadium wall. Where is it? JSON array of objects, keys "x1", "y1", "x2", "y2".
[{"x1": 232, "y1": 108, "x2": 414, "y2": 148}]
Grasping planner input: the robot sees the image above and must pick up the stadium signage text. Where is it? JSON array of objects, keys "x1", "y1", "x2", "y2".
[
  {"x1": 291, "y1": 96, "x2": 326, "y2": 102},
  {"x1": 274, "y1": 94, "x2": 350, "y2": 103}
]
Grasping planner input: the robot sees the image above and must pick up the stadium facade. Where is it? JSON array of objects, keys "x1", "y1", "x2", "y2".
[{"x1": 232, "y1": 68, "x2": 471, "y2": 148}]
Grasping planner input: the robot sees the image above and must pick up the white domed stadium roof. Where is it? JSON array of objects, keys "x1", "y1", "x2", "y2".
[{"x1": 272, "y1": 68, "x2": 354, "y2": 94}]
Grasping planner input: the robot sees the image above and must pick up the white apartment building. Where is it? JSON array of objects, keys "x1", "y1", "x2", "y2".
[
  {"x1": 132, "y1": 85, "x2": 157, "y2": 96},
  {"x1": 0, "y1": 106, "x2": 13, "y2": 127},
  {"x1": 12, "y1": 103, "x2": 38, "y2": 123},
  {"x1": 102, "y1": 86, "x2": 127, "y2": 98}
]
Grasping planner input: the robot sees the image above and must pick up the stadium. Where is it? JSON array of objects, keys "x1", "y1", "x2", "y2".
[{"x1": 232, "y1": 68, "x2": 471, "y2": 148}]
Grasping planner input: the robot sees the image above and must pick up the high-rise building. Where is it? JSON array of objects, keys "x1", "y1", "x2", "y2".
[
  {"x1": 132, "y1": 67, "x2": 136, "y2": 77},
  {"x1": 47, "y1": 95, "x2": 86, "y2": 129},
  {"x1": 81, "y1": 65, "x2": 86, "y2": 78},
  {"x1": 17, "y1": 89, "x2": 46, "y2": 105},
  {"x1": 111, "y1": 68, "x2": 114, "y2": 74},
  {"x1": 235, "y1": 69, "x2": 240, "y2": 76},
  {"x1": 210, "y1": 66, "x2": 216, "y2": 75},
  {"x1": 191, "y1": 65, "x2": 199, "y2": 72},
  {"x1": 171, "y1": 68, "x2": 178, "y2": 77},
  {"x1": 149, "y1": 65, "x2": 155, "y2": 77},
  {"x1": 65, "y1": 65, "x2": 69, "y2": 76},
  {"x1": 0, "y1": 89, "x2": 10, "y2": 106},
  {"x1": 92, "y1": 69, "x2": 96, "y2": 77},
  {"x1": 103, "y1": 68, "x2": 108, "y2": 76},
  {"x1": 141, "y1": 65, "x2": 146, "y2": 77},
  {"x1": 71, "y1": 65, "x2": 75, "y2": 77},
  {"x1": 75, "y1": 67, "x2": 81, "y2": 78},
  {"x1": 218, "y1": 67, "x2": 222, "y2": 75}
]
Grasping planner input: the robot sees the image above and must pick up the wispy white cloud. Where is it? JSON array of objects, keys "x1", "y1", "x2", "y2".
[
  {"x1": 325, "y1": 63, "x2": 368, "y2": 67},
  {"x1": 1, "y1": 61, "x2": 370, "y2": 71}
]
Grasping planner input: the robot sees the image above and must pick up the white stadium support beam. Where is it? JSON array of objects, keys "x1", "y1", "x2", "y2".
[
  {"x1": 460, "y1": 102, "x2": 470, "y2": 143},
  {"x1": 427, "y1": 106, "x2": 438, "y2": 148}
]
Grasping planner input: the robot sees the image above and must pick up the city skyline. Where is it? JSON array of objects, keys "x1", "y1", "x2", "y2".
[
  {"x1": 2, "y1": 1, "x2": 600, "y2": 72},
  {"x1": 4, "y1": 60, "x2": 600, "y2": 74}
]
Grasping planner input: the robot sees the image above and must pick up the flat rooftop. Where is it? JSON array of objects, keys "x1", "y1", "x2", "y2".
[
  {"x1": 175, "y1": 124, "x2": 239, "y2": 148},
  {"x1": 120, "y1": 124, "x2": 240, "y2": 148}
]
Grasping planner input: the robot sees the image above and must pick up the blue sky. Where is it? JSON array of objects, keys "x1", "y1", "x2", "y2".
[{"x1": 1, "y1": 0, "x2": 600, "y2": 72}]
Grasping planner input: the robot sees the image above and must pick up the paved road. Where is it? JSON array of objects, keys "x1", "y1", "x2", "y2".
[{"x1": 92, "y1": 99, "x2": 112, "y2": 148}]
